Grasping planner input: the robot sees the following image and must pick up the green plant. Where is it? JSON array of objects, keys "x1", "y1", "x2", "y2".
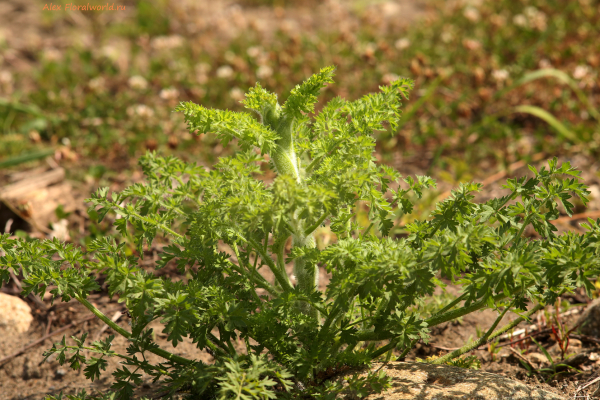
[
  {"x1": 1, "y1": 67, "x2": 600, "y2": 400},
  {"x1": 547, "y1": 298, "x2": 582, "y2": 362},
  {"x1": 416, "y1": 353, "x2": 481, "y2": 370},
  {"x1": 523, "y1": 337, "x2": 581, "y2": 382},
  {"x1": 487, "y1": 340, "x2": 501, "y2": 362}
]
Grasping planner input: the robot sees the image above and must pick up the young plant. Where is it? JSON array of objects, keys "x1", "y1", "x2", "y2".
[
  {"x1": 1, "y1": 66, "x2": 600, "y2": 400},
  {"x1": 528, "y1": 337, "x2": 581, "y2": 383},
  {"x1": 488, "y1": 340, "x2": 501, "y2": 362}
]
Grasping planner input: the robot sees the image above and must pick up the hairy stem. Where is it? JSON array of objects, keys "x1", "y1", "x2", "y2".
[
  {"x1": 265, "y1": 105, "x2": 321, "y2": 320},
  {"x1": 231, "y1": 242, "x2": 267, "y2": 308},
  {"x1": 248, "y1": 237, "x2": 294, "y2": 292},
  {"x1": 77, "y1": 296, "x2": 195, "y2": 366},
  {"x1": 433, "y1": 292, "x2": 468, "y2": 316},
  {"x1": 225, "y1": 259, "x2": 279, "y2": 298},
  {"x1": 433, "y1": 302, "x2": 543, "y2": 365},
  {"x1": 354, "y1": 291, "x2": 513, "y2": 342},
  {"x1": 304, "y1": 212, "x2": 330, "y2": 237},
  {"x1": 370, "y1": 337, "x2": 400, "y2": 360}
]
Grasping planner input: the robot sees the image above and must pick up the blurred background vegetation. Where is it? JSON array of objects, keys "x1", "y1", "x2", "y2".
[{"x1": 0, "y1": 0, "x2": 599, "y2": 242}]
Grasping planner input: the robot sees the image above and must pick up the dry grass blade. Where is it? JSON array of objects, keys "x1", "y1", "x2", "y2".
[
  {"x1": 513, "y1": 105, "x2": 579, "y2": 143},
  {"x1": 516, "y1": 69, "x2": 600, "y2": 122}
]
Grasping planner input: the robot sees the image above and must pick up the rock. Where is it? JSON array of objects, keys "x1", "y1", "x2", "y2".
[
  {"x1": 527, "y1": 352, "x2": 549, "y2": 366},
  {"x1": 0, "y1": 166, "x2": 77, "y2": 234},
  {"x1": 22, "y1": 357, "x2": 42, "y2": 380},
  {"x1": 575, "y1": 298, "x2": 600, "y2": 337},
  {"x1": 54, "y1": 368, "x2": 67, "y2": 379},
  {"x1": 0, "y1": 292, "x2": 33, "y2": 333},
  {"x1": 334, "y1": 362, "x2": 565, "y2": 400}
]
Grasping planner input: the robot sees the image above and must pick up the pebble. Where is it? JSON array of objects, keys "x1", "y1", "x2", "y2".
[{"x1": 0, "y1": 292, "x2": 33, "y2": 333}]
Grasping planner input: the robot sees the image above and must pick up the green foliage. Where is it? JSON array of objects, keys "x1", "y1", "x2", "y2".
[
  {"x1": 1, "y1": 68, "x2": 600, "y2": 399},
  {"x1": 416, "y1": 354, "x2": 481, "y2": 370}
]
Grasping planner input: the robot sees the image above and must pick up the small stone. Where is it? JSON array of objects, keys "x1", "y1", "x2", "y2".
[
  {"x1": 528, "y1": 352, "x2": 549, "y2": 365},
  {"x1": 0, "y1": 292, "x2": 33, "y2": 333},
  {"x1": 22, "y1": 358, "x2": 42, "y2": 380},
  {"x1": 55, "y1": 368, "x2": 67, "y2": 379}
]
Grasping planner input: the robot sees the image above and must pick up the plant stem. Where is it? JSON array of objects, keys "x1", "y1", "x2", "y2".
[
  {"x1": 370, "y1": 337, "x2": 400, "y2": 360},
  {"x1": 316, "y1": 289, "x2": 358, "y2": 346},
  {"x1": 304, "y1": 213, "x2": 330, "y2": 236},
  {"x1": 354, "y1": 292, "x2": 512, "y2": 342},
  {"x1": 397, "y1": 339, "x2": 418, "y2": 360},
  {"x1": 231, "y1": 242, "x2": 267, "y2": 308},
  {"x1": 206, "y1": 332, "x2": 230, "y2": 358},
  {"x1": 433, "y1": 292, "x2": 468, "y2": 316},
  {"x1": 425, "y1": 293, "x2": 502, "y2": 328},
  {"x1": 77, "y1": 296, "x2": 195, "y2": 366},
  {"x1": 225, "y1": 259, "x2": 279, "y2": 298},
  {"x1": 248, "y1": 237, "x2": 294, "y2": 293},
  {"x1": 273, "y1": 235, "x2": 292, "y2": 288},
  {"x1": 511, "y1": 215, "x2": 531, "y2": 249},
  {"x1": 112, "y1": 204, "x2": 184, "y2": 240},
  {"x1": 65, "y1": 345, "x2": 169, "y2": 375},
  {"x1": 433, "y1": 301, "x2": 512, "y2": 365},
  {"x1": 433, "y1": 302, "x2": 543, "y2": 365},
  {"x1": 360, "y1": 223, "x2": 374, "y2": 239}
]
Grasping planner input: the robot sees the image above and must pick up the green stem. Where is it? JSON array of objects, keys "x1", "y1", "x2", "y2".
[
  {"x1": 511, "y1": 215, "x2": 531, "y2": 249},
  {"x1": 282, "y1": 221, "x2": 296, "y2": 235},
  {"x1": 433, "y1": 292, "x2": 468, "y2": 316},
  {"x1": 112, "y1": 204, "x2": 184, "y2": 240},
  {"x1": 304, "y1": 213, "x2": 329, "y2": 236},
  {"x1": 248, "y1": 237, "x2": 294, "y2": 292},
  {"x1": 360, "y1": 223, "x2": 374, "y2": 239},
  {"x1": 225, "y1": 259, "x2": 279, "y2": 298},
  {"x1": 354, "y1": 292, "x2": 511, "y2": 342},
  {"x1": 433, "y1": 301, "x2": 513, "y2": 365},
  {"x1": 64, "y1": 345, "x2": 170, "y2": 375},
  {"x1": 370, "y1": 337, "x2": 400, "y2": 360},
  {"x1": 273, "y1": 235, "x2": 292, "y2": 287},
  {"x1": 397, "y1": 339, "x2": 418, "y2": 360},
  {"x1": 316, "y1": 290, "x2": 357, "y2": 346},
  {"x1": 433, "y1": 302, "x2": 543, "y2": 365},
  {"x1": 77, "y1": 296, "x2": 195, "y2": 366},
  {"x1": 231, "y1": 243, "x2": 266, "y2": 308},
  {"x1": 424, "y1": 293, "x2": 499, "y2": 328}
]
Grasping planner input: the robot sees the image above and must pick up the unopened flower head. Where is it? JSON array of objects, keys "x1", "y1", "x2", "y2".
[
  {"x1": 127, "y1": 104, "x2": 154, "y2": 118},
  {"x1": 513, "y1": 14, "x2": 527, "y2": 27},
  {"x1": 256, "y1": 65, "x2": 274, "y2": 79},
  {"x1": 150, "y1": 35, "x2": 184, "y2": 51},
  {"x1": 216, "y1": 65, "x2": 235, "y2": 79},
  {"x1": 160, "y1": 87, "x2": 179, "y2": 101},
  {"x1": 395, "y1": 38, "x2": 410, "y2": 50},
  {"x1": 128, "y1": 75, "x2": 148, "y2": 90},
  {"x1": 492, "y1": 69, "x2": 509, "y2": 82},
  {"x1": 573, "y1": 65, "x2": 590, "y2": 80},
  {"x1": 246, "y1": 46, "x2": 262, "y2": 58},
  {"x1": 463, "y1": 7, "x2": 480, "y2": 22},
  {"x1": 88, "y1": 76, "x2": 106, "y2": 93}
]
